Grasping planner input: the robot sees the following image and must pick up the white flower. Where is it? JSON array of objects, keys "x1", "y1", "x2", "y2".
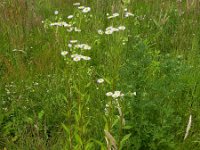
[
  {"x1": 70, "y1": 40, "x2": 78, "y2": 43},
  {"x1": 82, "y1": 56, "x2": 91, "y2": 60},
  {"x1": 78, "y1": 6, "x2": 85, "y2": 10},
  {"x1": 82, "y1": 7, "x2": 91, "y2": 13},
  {"x1": 118, "y1": 26, "x2": 126, "y2": 31},
  {"x1": 67, "y1": 27, "x2": 74, "y2": 32},
  {"x1": 106, "y1": 92, "x2": 113, "y2": 97},
  {"x1": 61, "y1": 51, "x2": 68, "y2": 56},
  {"x1": 125, "y1": 12, "x2": 134, "y2": 18},
  {"x1": 54, "y1": 10, "x2": 59, "y2": 15},
  {"x1": 50, "y1": 22, "x2": 71, "y2": 27},
  {"x1": 73, "y1": 2, "x2": 80, "y2": 6},
  {"x1": 105, "y1": 26, "x2": 119, "y2": 34},
  {"x1": 98, "y1": 29, "x2": 104, "y2": 35},
  {"x1": 71, "y1": 54, "x2": 91, "y2": 61},
  {"x1": 124, "y1": 8, "x2": 128, "y2": 11},
  {"x1": 75, "y1": 44, "x2": 91, "y2": 50},
  {"x1": 67, "y1": 15, "x2": 74, "y2": 19},
  {"x1": 112, "y1": 91, "x2": 121, "y2": 98},
  {"x1": 107, "y1": 13, "x2": 119, "y2": 19},
  {"x1": 133, "y1": 92, "x2": 137, "y2": 96},
  {"x1": 74, "y1": 27, "x2": 81, "y2": 32},
  {"x1": 71, "y1": 54, "x2": 79, "y2": 58},
  {"x1": 105, "y1": 30, "x2": 114, "y2": 35},
  {"x1": 68, "y1": 44, "x2": 72, "y2": 48},
  {"x1": 97, "y1": 78, "x2": 104, "y2": 84},
  {"x1": 73, "y1": 56, "x2": 81, "y2": 62},
  {"x1": 113, "y1": 13, "x2": 119, "y2": 17}
]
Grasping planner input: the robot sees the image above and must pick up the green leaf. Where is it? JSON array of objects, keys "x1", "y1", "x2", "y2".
[
  {"x1": 120, "y1": 133, "x2": 132, "y2": 149},
  {"x1": 62, "y1": 123, "x2": 70, "y2": 134},
  {"x1": 75, "y1": 134, "x2": 83, "y2": 145}
]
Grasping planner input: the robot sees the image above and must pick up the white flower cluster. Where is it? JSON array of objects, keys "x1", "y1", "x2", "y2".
[
  {"x1": 104, "y1": 26, "x2": 126, "y2": 35},
  {"x1": 67, "y1": 26, "x2": 81, "y2": 32},
  {"x1": 50, "y1": 21, "x2": 71, "y2": 27},
  {"x1": 106, "y1": 91, "x2": 124, "y2": 99},
  {"x1": 68, "y1": 40, "x2": 91, "y2": 50},
  {"x1": 74, "y1": 44, "x2": 91, "y2": 50},
  {"x1": 77, "y1": 6, "x2": 91, "y2": 13},
  {"x1": 71, "y1": 54, "x2": 91, "y2": 61},
  {"x1": 61, "y1": 51, "x2": 91, "y2": 62}
]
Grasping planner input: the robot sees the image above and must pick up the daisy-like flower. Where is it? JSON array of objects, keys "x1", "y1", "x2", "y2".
[
  {"x1": 112, "y1": 91, "x2": 121, "y2": 98},
  {"x1": 78, "y1": 6, "x2": 85, "y2": 10},
  {"x1": 74, "y1": 27, "x2": 81, "y2": 32},
  {"x1": 61, "y1": 51, "x2": 68, "y2": 56},
  {"x1": 50, "y1": 22, "x2": 71, "y2": 27},
  {"x1": 125, "y1": 12, "x2": 134, "y2": 18},
  {"x1": 105, "y1": 26, "x2": 118, "y2": 34},
  {"x1": 54, "y1": 10, "x2": 59, "y2": 15},
  {"x1": 107, "y1": 13, "x2": 119, "y2": 19},
  {"x1": 71, "y1": 54, "x2": 79, "y2": 58},
  {"x1": 82, "y1": 56, "x2": 91, "y2": 60},
  {"x1": 73, "y1": 56, "x2": 81, "y2": 62},
  {"x1": 68, "y1": 44, "x2": 72, "y2": 48},
  {"x1": 73, "y1": 2, "x2": 80, "y2": 6},
  {"x1": 75, "y1": 44, "x2": 91, "y2": 50},
  {"x1": 67, "y1": 27, "x2": 74, "y2": 32},
  {"x1": 106, "y1": 92, "x2": 113, "y2": 97},
  {"x1": 98, "y1": 29, "x2": 104, "y2": 35},
  {"x1": 82, "y1": 7, "x2": 91, "y2": 13},
  {"x1": 70, "y1": 40, "x2": 78, "y2": 44},
  {"x1": 67, "y1": 15, "x2": 74, "y2": 19},
  {"x1": 105, "y1": 30, "x2": 114, "y2": 35},
  {"x1": 71, "y1": 54, "x2": 91, "y2": 61},
  {"x1": 97, "y1": 78, "x2": 104, "y2": 84},
  {"x1": 118, "y1": 26, "x2": 126, "y2": 31}
]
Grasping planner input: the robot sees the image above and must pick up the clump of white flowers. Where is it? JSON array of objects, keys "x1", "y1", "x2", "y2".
[
  {"x1": 74, "y1": 44, "x2": 91, "y2": 50},
  {"x1": 71, "y1": 54, "x2": 91, "y2": 62},
  {"x1": 77, "y1": 6, "x2": 91, "y2": 13},
  {"x1": 106, "y1": 91, "x2": 124, "y2": 98},
  {"x1": 105, "y1": 26, "x2": 126, "y2": 35},
  {"x1": 50, "y1": 22, "x2": 71, "y2": 27}
]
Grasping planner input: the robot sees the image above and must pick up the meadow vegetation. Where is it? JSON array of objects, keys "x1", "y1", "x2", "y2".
[{"x1": 1, "y1": 0, "x2": 200, "y2": 149}]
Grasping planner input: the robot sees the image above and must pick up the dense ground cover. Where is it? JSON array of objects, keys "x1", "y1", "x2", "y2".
[{"x1": 1, "y1": 0, "x2": 200, "y2": 149}]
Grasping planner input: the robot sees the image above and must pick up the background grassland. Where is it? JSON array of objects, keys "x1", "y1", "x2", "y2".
[{"x1": 1, "y1": 0, "x2": 200, "y2": 149}]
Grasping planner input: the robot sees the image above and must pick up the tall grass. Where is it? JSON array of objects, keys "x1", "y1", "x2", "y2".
[{"x1": 1, "y1": 0, "x2": 200, "y2": 149}]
